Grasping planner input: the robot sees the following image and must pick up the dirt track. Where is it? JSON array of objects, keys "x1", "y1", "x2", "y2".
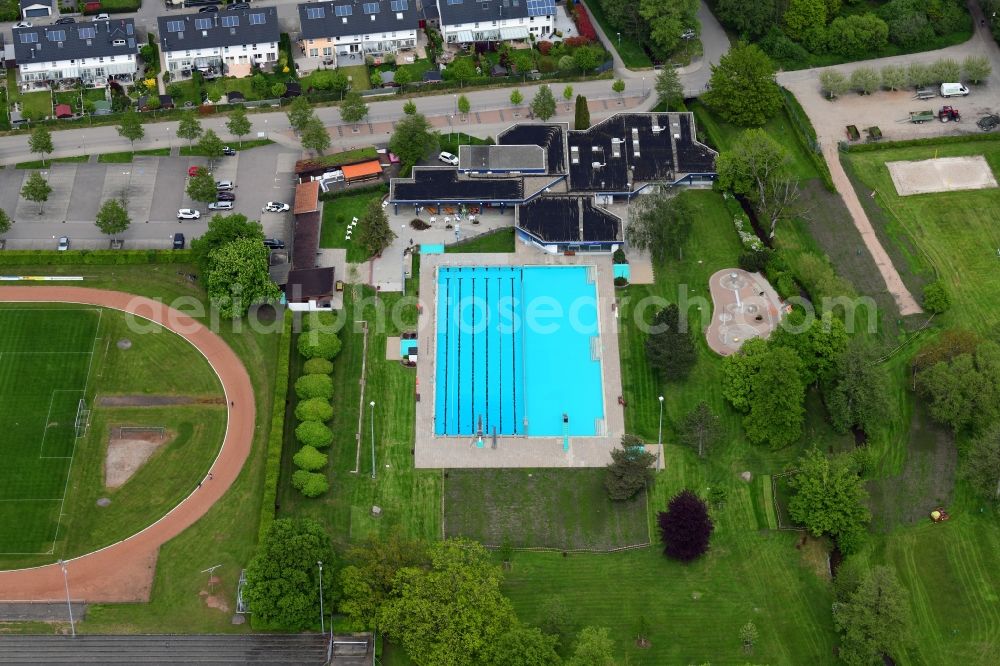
[{"x1": 0, "y1": 287, "x2": 255, "y2": 603}]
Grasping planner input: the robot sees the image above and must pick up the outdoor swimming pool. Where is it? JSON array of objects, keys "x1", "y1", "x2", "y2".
[{"x1": 434, "y1": 265, "x2": 605, "y2": 437}]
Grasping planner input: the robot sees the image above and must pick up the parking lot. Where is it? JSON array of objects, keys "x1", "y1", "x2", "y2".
[{"x1": 0, "y1": 144, "x2": 299, "y2": 250}]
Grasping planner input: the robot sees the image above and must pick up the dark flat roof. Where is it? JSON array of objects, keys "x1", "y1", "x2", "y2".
[
  {"x1": 497, "y1": 123, "x2": 565, "y2": 174},
  {"x1": 518, "y1": 196, "x2": 620, "y2": 243},
  {"x1": 391, "y1": 168, "x2": 522, "y2": 202},
  {"x1": 459, "y1": 144, "x2": 545, "y2": 172}
]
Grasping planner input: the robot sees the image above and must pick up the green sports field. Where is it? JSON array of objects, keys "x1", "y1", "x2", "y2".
[{"x1": 0, "y1": 308, "x2": 100, "y2": 555}]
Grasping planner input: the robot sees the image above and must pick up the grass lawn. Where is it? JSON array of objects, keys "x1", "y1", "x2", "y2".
[
  {"x1": 444, "y1": 468, "x2": 649, "y2": 550},
  {"x1": 439, "y1": 132, "x2": 493, "y2": 156},
  {"x1": 444, "y1": 227, "x2": 514, "y2": 253},
  {"x1": 97, "y1": 148, "x2": 172, "y2": 163},
  {"x1": 392, "y1": 58, "x2": 434, "y2": 83},
  {"x1": 340, "y1": 65, "x2": 372, "y2": 91},
  {"x1": 15, "y1": 155, "x2": 90, "y2": 168},
  {"x1": 579, "y1": 0, "x2": 652, "y2": 69},
  {"x1": 6, "y1": 69, "x2": 53, "y2": 119},
  {"x1": 179, "y1": 139, "x2": 273, "y2": 157},
  {"x1": 204, "y1": 77, "x2": 255, "y2": 102},
  {"x1": 319, "y1": 191, "x2": 384, "y2": 263}
]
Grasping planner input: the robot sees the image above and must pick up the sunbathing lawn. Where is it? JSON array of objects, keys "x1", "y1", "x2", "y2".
[{"x1": 319, "y1": 190, "x2": 384, "y2": 262}]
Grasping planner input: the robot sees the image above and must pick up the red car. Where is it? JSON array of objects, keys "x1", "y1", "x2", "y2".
[{"x1": 187, "y1": 165, "x2": 208, "y2": 177}]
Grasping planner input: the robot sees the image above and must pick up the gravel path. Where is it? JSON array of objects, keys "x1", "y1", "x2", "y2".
[{"x1": 0, "y1": 287, "x2": 255, "y2": 603}]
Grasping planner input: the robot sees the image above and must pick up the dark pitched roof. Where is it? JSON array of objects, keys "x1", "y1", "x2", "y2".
[
  {"x1": 497, "y1": 123, "x2": 565, "y2": 174},
  {"x1": 518, "y1": 196, "x2": 620, "y2": 243},
  {"x1": 298, "y1": 0, "x2": 419, "y2": 40},
  {"x1": 437, "y1": 0, "x2": 550, "y2": 26},
  {"x1": 158, "y1": 7, "x2": 279, "y2": 54},
  {"x1": 292, "y1": 210, "x2": 321, "y2": 269},
  {"x1": 391, "y1": 168, "x2": 522, "y2": 202},
  {"x1": 21, "y1": 0, "x2": 53, "y2": 8},
  {"x1": 422, "y1": 3, "x2": 439, "y2": 20},
  {"x1": 286, "y1": 267, "x2": 336, "y2": 301},
  {"x1": 12, "y1": 19, "x2": 137, "y2": 64}
]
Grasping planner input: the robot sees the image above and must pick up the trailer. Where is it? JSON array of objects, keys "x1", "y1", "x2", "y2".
[
  {"x1": 909, "y1": 110, "x2": 935, "y2": 124},
  {"x1": 914, "y1": 88, "x2": 936, "y2": 100},
  {"x1": 938, "y1": 106, "x2": 961, "y2": 122},
  {"x1": 865, "y1": 126, "x2": 882, "y2": 142},
  {"x1": 846, "y1": 125, "x2": 861, "y2": 141}
]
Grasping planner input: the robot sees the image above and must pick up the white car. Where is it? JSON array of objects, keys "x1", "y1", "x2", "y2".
[
  {"x1": 15, "y1": 21, "x2": 32, "y2": 28},
  {"x1": 208, "y1": 201, "x2": 234, "y2": 211},
  {"x1": 263, "y1": 201, "x2": 290, "y2": 213},
  {"x1": 57, "y1": 236, "x2": 69, "y2": 251},
  {"x1": 438, "y1": 151, "x2": 459, "y2": 166},
  {"x1": 177, "y1": 208, "x2": 201, "y2": 220},
  {"x1": 92, "y1": 13, "x2": 110, "y2": 21},
  {"x1": 215, "y1": 180, "x2": 234, "y2": 191}
]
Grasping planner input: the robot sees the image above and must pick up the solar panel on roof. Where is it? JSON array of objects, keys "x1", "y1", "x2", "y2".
[
  {"x1": 335, "y1": 4, "x2": 352, "y2": 16},
  {"x1": 248, "y1": 12, "x2": 265, "y2": 24},
  {"x1": 47, "y1": 30, "x2": 66, "y2": 42},
  {"x1": 390, "y1": 0, "x2": 407, "y2": 10},
  {"x1": 166, "y1": 20, "x2": 183, "y2": 32},
  {"x1": 126, "y1": 23, "x2": 134, "y2": 34},
  {"x1": 446, "y1": 0, "x2": 463, "y2": 5},
  {"x1": 221, "y1": 15, "x2": 239, "y2": 27},
  {"x1": 127, "y1": 38, "x2": 135, "y2": 49},
  {"x1": 78, "y1": 26, "x2": 96, "y2": 39},
  {"x1": 305, "y1": 6, "x2": 325, "y2": 18},
  {"x1": 526, "y1": 0, "x2": 554, "y2": 16},
  {"x1": 363, "y1": 2, "x2": 379, "y2": 13},
  {"x1": 19, "y1": 32, "x2": 38, "y2": 44},
  {"x1": 194, "y1": 17, "x2": 212, "y2": 29}
]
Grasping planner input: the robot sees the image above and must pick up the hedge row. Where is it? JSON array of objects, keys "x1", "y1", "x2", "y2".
[
  {"x1": 0, "y1": 250, "x2": 193, "y2": 266},
  {"x1": 842, "y1": 129, "x2": 1000, "y2": 153},
  {"x1": 779, "y1": 88, "x2": 835, "y2": 192},
  {"x1": 257, "y1": 308, "x2": 293, "y2": 544}
]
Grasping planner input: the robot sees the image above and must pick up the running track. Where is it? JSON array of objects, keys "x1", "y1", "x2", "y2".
[{"x1": 0, "y1": 287, "x2": 255, "y2": 602}]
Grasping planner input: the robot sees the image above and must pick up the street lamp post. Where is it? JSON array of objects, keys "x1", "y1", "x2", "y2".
[
  {"x1": 617, "y1": 32, "x2": 621, "y2": 48},
  {"x1": 58, "y1": 560, "x2": 75, "y2": 638},
  {"x1": 370, "y1": 401, "x2": 376, "y2": 480},
  {"x1": 657, "y1": 395, "x2": 665, "y2": 470},
  {"x1": 317, "y1": 561, "x2": 325, "y2": 636},
  {"x1": 642, "y1": 77, "x2": 646, "y2": 98}
]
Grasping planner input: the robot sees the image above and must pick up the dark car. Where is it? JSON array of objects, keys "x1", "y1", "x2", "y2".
[
  {"x1": 263, "y1": 238, "x2": 286, "y2": 250},
  {"x1": 222, "y1": 146, "x2": 236, "y2": 156},
  {"x1": 216, "y1": 191, "x2": 236, "y2": 201},
  {"x1": 184, "y1": 0, "x2": 221, "y2": 7},
  {"x1": 199, "y1": 5, "x2": 219, "y2": 12},
  {"x1": 55, "y1": 17, "x2": 76, "y2": 25},
  {"x1": 173, "y1": 233, "x2": 186, "y2": 250},
  {"x1": 228, "y1": 1, "x2": 250, "y2": 9}
]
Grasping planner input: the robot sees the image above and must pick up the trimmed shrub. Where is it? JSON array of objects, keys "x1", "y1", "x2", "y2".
[
  {"x1": 295, "y1": 420, "x2": 334, "y2": 448},
  {"x1": 922, "y1": 281, "x2": 951, "y2": 314},
  {"x1": 298, "y1": 329, "x2": 343, "y2": 360},
  {"x1": 295, "y1": 373, "x2": 334, "y2": 400},
  {"x1": 292, "y1": 445, "x2": 328, "y2": 472},
  {"x1": 302, "y1": 358, "x2": 334, "y2": 375},
  {"x1": 291, "y1": 469, "x2": 329, "y2": 497},
  {"x1": 258, "y1": 309, "x2": 292, "y2": 542},
  {"x1": 295, "y1": 397, "x2": 334, "y2": 423}
]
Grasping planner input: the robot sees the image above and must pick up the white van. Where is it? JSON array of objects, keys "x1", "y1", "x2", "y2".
[{"x1": 940, "y1": 83, "x2": 969, "y2": 98}]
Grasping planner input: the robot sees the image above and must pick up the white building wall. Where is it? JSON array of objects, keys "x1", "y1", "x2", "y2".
[
  {"x1": 163, "y1": 41, "x2": 278, "y2": 72},
  {"x1": 440, "y1": 14, "x2": 553, "y2": 42},
  {"x1": 19, "y1": 53, "x2": 137, "y2": 85}
]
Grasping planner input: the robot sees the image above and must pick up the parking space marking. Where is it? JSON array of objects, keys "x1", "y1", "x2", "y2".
[{"x1": 14, "y1": 166, "x2": 75, "y2": 224}]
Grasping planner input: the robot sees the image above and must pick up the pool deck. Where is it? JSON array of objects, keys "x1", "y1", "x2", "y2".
[{"x1": 414, "y1": 252, "x2": 638, "y2": 468}]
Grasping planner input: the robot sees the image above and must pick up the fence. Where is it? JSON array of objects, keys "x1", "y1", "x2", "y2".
[{"x1": 74, "y1": 399, "x2": 91, "y2": 439}]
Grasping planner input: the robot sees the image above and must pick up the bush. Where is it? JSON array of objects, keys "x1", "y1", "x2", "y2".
[
  {"x1": 612, "y1": 248, "x2": 627, "y2": 264},
  {"x1": 295, "y1": 373, "x2": 334, "y2": 400},
  {"x1": 738, "y1": 249, "x2": 770, "y2": 273},
  {"x1": 571, "y1": 5, "x2": 598, "y2": 42},
  {"x1": 411, "y1": 218, "x2": 431, "y2": 230},
  {"x1": 295, "y1": 397, "x2": 334, "y2": 422},
  {"x1": 298, "y1": 329, "x2": 343, "y2": 360},
  {"x1": 291, "y1": 469, "x2": 329, "y2": 497},
  {"x1": 537, "y1": 40, "x2": 553, "y2": 55},
  {"x1": 0, "y1": 250, "x2": 193, "y2": 266},
  {"x1": 922, "y1": 280, "x2": 951, "y2": 314},
  {"x1": 295, "y1": 420, "x2": 334, "y2": 448},
  {"x1": 613, "y1": 276, "x2": 629, "y2": 287},
  {"x1": 302, "y1": 357, "x2": 334, "y2": 375},
  {"x1": 292, "y1": 445, "x2": 329, "y2": 472},
  {"x1": 658, "y1": 489, "x2": 714, "y2": 562}
]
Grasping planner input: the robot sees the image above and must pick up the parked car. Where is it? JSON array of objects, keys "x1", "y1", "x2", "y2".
[
  {"x1": 680, "y1": 28, "x2": 696, "y2": 39},
  {"x1": 215, "y1": 180, "x2": 234, "y2": 191},
  {"x1": 55, "y1": 17, "x2": 76, "y2": 25},
  {"x1": 208, "y1": 201, "x2": 234, "y2": 211},
  {"x1": 173, "y1": 233, "x2": 186, "y2": 250},
  {"x1": 92, "y1": 13, "x2": 110, "y2": 21},
  {"x1": 263, "y1": 201, "x2": 290, "y2": 213},
  {"x1": 177, "y1": 209, "x2": 201, "y2": 220},
  {"x1": 222, "y1": 146, "x2": 236, "y2": 156},
  {"x1": 216, "y1": 191, "x2": 236, "y2": 202},
  {"x1": 228, "y1": 1, "x2": 250, "y2": 9},
  {"x1": 438, "y1": 151, "x2": 459, "y2": 166},
  {"x1": 263, "y1": 238, "x2": 286, "y2": 249},
  {"x1": 198, "y1": 5, "x2": 219, "y2": 11},
  {"x1": 57, "y1": 236, "x2": 70, "y2": 251},
  {"x1": 14, "y1": 21, "x2": 32, "y2": 28}
]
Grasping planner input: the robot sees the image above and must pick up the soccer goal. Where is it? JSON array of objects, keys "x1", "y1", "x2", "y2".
[{"x1": 74, "y1": 399, "x2": 91, "y2": 439}]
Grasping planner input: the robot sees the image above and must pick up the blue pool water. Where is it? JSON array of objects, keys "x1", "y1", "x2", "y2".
[{"x1": 434, "y1": 266, "x2": 604, "y2": 437}]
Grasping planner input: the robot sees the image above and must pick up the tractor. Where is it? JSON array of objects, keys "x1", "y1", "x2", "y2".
[{"x1": 938, "y1": 106, "x2": 961, "y2": 122}]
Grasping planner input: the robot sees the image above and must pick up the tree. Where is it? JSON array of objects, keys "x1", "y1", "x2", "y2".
[
  {"x1": 604, "y1": 434, "x2": 656, "y2": 500},
  {"x1": 679, "y1": 402, "x2": 722, "y2": 458},
  {"x1": 833, "y1": 566, "x2": 911, "y2": 665},
  {"x1": 286, "y1": 95, "x2": 314, "y2": 134},
  {"x1": 377, "y1": 539, "x2": 518, "y2": 665},
  {"x1": 715, "y1": 129, "x2": 800, "y2": 237},
  {"x1": 190, "y1": 213, "x2": 264, "y2": 277},
  {"x1": 626, "y1": 189, "x2": 693, "y2": 263},
  {"x1": 226, "y1": 106, "x2": 252, "y2": 147},
  {"x1": 206, "y1": 236, "x2": 280, "y2": 318},
  {"x1": 962, "y1": 424, "x2": 1000, "y2": 502},
  {"x1": 783, "y1": 0, "x2": 827, "y2": 51},
  {"x1": 644, "y1": 303, "x2": 697, "y2": 379},
  {"x1": 574, "y1": 95, "x2": 590, "y2": 130},
  {"x1": 301, "y1": 117, "x2": 331, "y2": 156},
  {"x1": 295, "y1": 373, "x2": 334, "y2": 400},
  {"x1": 530, "y1": 85, "x2": 557, "y2": 121},
  {"x1": 357, "y1": 198, "x2": 396, "y2": 259},
  {"x1": 117, "y1": 109, "x2": 145, "y2": 151},
  {"x1": 539, "y1": 596, "x2": 572, "y2": 647},
  {"x1": 823, "y1": 337, "x2": 891, "y2": 435},
  {"x1": 963, "y1": 54, "x2": 992, "y2": 84},
  {"x1": 457, "y1": 94, "x2": 470, "y2": 116},
  {"x1": 558, "y1": 55, "x2": 575, "y2": 72},
  {"x1": 567, "y1": 626, "x2": 615, "y2": 666},
  {"x1": 768, "y1": 310, "x2": 848, "y2": 385},
  {"x1": 296, "y1": 420, "x2": 334, "y2": 448},
  {"x1": 722, "y1": 337, "x2": 769, "y2": 412},
  {"x1": 510, "y1": 89, "x2": 524, "y2": 108},
  {"x1": 704, "y1": 42, "x2": 781, "y2": 126},
  {"x1": 819, "y1": 69, "x2": 851, "y2": 99},
  {"x1": 292, "y1": 445, "x2": 328, "y2": 472},
  {"x1": 340, "y1": 91, "x2": 369, "y2": 126},
  {"x1": 826, "y1": 14, "x2": 889, "y2": 57},
  {"x1": 94, "y1": 198, "x2": 130, "y2": 241},
  {"x1": 740, "y1": 621, "x2": 759, "y2": 654},
  {"x1": 291, "y1": 469, "x2": 330, "y2": 497},
  {"x1": 176, "y1": 111, "x2": 203, "y2": 148},
  {"x1": 915, "y1": 340, "x2": 1000, "y2": 433},
  {"x1": 389, "y1": 113, "x2": 440, "y2": 171},
  {"x1": 714, "y1": 0, "x2": 776, "y2": 40},
  {"x1": 339, "y1": 532, "x2": 429, "y2": 630},
  {"x1": 371, "y1": 70, "x2": 384, "y2": 88},
  {"x1": 21, "y1": 172, "x2": 52, "y2": 214},
  {"x1": 394, "y1": 67, "x2": 414, "y2": 88},
  {"x1": 197, "y1": 128, "x2": 225, "y2": 167},
  {"x1": 298, "y1": 329, "x2": 343, "y2": 360},
  {"x1": 572, "y1": 45, "x2": 602, "y2": 73},
  {"x1": 931, "y1": 58, "x2": 961, "y2": 84},
  {"x1": 295, "y1": 397, "x2": 334, "y2": 423},
  {"x1": 186, "y1": 166, "x2": 219, "y2": 206},
  {"x1": 402, "y1": 99, "x2": 417, "y2": 115},
  {"x1": 907, "y1": 62, "x2": 933, "y2": 88},
  {"x1": 611, "y1": 79, "x2": 626, "y2": 98},
  {"x1": 447, "y1": 57, "x2": 476, "y2": 85},
  {"x1": 880, "y1": 64, "x2": 909, "y2": 91},
  {"x1": 28, "y1": 126, "x2": 53, "y2": 167},
  {"x1": 654, "y1": 66, "x2": 684, "y2": 109},
  {"x1": 0, "y1": 209, "x2": 10, "y2": 238},
  {"x1": 562, "y1": 85, "x2": 573, "y2": 108},
  {"x1": 743, "y1": 346, "x2": 806, "y2": 449},
  {"x1": 787, "y1": 448, "x2": 871, "y2": 552},
  {"x1": 639, "y1": 0, "x2": 699, "y2": 59},
  {"x1": 242, "y1": 518, "x2": 335, "y2": 630},
  {"x1": 850, "y1": 66, "x2": 880, "y2": 95},
  {"x1": 483, "y1": 626, "x2": 562, "y2": 666},
  {"x1": 657, "y1": 489, "x2": 713, "y2": 561},
  {"x1": 922, "y1": 280, "x2": 951, "y2": 314}
]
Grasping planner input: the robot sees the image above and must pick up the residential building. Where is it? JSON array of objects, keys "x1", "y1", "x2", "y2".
[
  {"x1": 436, "y1": 0, "x2": 555, "y2": 45},
  {"x1": 297, "y1": 0, "x2": 418, "y2": 68},
  {"x1": 20, "y1": 0, "x2": 53, "y2": 19},
  {"x1": 158, "y1": 7, "x2": 280, "y2": 79},
  {"x1": 12, "y1": 19, "x2": 138, "y2": 89}
]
